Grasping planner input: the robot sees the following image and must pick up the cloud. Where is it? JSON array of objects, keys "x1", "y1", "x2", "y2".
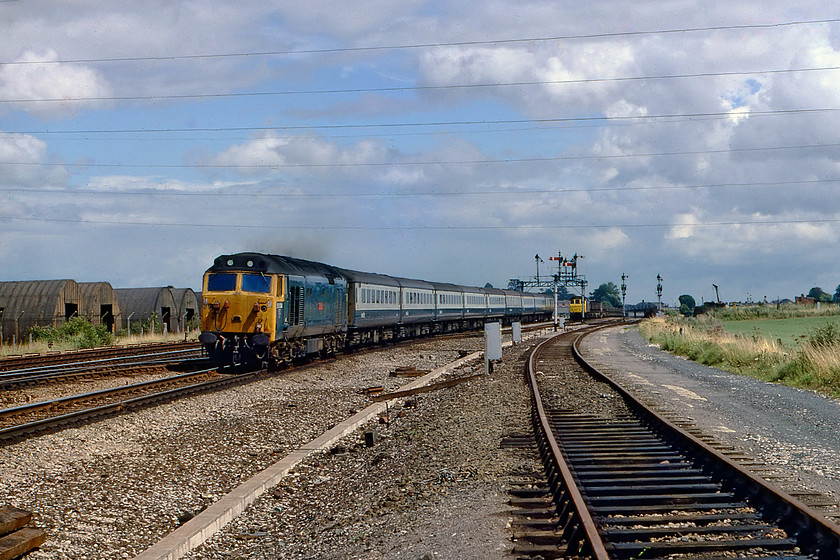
[
  {"x1": 208, "y1": 133, "x2": 392, "y2": 179},
  {"x1": 0, "y1": 50, "x2": 112, "y2": 116},
  {"x1": 0, "y1": 132, "x2": 68, "y2": 187}
]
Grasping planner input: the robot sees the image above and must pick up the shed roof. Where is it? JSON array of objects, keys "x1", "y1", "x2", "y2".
[
  {"x1": 0, "y1": 279, "x2": 81, "y2": 338},
  {"x1": 115, "y1": 287, "x2": 177, "y2": 316}
]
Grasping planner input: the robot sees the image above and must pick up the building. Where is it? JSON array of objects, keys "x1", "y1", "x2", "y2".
[
  {"x1": 78, "y1": 281, "x2": 122, "y2": 332},
  {"x1": 0, "y1": 280, "x2": 81, "y2": 343},
  {"x1": 115, "y1": 287, "x2": 179, "y2": 333}
]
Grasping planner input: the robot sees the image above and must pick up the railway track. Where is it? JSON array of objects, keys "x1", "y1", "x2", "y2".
[
  {"x1": 0, "y1": 340, "x2": 202, "y2": 372},
  {"x1": 514, "y1": 324, "x2": 840, "y2": 559},
  {"x1": 0, "y1": 366, "x2": 280, "y2": 445},
  {"x1": 0, "y1": 324, "x2": 535, "y2": 446},
  {"x1": 0, "y1": 346, "x2": 206, "y2": 390}
]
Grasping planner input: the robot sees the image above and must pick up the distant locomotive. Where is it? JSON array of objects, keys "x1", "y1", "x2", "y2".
[
  {"x1": 198, "y1": 253, "x2": 553, "y2": 368},
  {"x1": 568, "y1": 298, "x2": 623, "y2": 320},
  {"x1": 569, "y1": 297, "x2": 588, "y2": 320}
]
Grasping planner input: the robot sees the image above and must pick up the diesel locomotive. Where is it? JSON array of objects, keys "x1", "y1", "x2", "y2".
[
  {"x1": 198, "y1": 252, "x2": 553, "y2": 368},
  {"x1": 569, "y1": 297, "x2": 588, "y2": 320}
]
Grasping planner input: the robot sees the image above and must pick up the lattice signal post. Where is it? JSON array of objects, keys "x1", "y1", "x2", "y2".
[{"x1": 508, "y1": 251, "x2": 588, "y2": 328}]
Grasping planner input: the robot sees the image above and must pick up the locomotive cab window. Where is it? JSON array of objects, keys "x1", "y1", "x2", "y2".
[
  {"x1": 207, "y1": 273, "x2": 236, "y2": 292},
  {"x1": 241, "y1": 273, "x2": 272, "y2": 294}
]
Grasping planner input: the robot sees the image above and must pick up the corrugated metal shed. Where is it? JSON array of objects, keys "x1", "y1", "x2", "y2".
[
  {"x1": 0, "y1": 280, "x2": 81, "y2": 342},
  {"x1": 78, "y1": 282, "x2": 122, "y2": 332},
  {"x1": 115, "y1": 287, "x2": 178, "y2": 333},
  {"x1": 171, "y1": 288, "x2": 199, "y2": 331}
]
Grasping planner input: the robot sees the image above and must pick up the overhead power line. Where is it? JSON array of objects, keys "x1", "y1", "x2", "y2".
[
  {"x1": 3, "y1": 65, "x2": 840, "y2": 104},
  {"x1": 4, "y1": 178, "x2": 839, "y2": 199},
  {"x1": 2, "y1": 140, "x2": 839, "y2": 169},
  {"x1": 2, "y1": 107, "x2": 837, "y2": 136},
  {"x1": 2, "y1": 214, "x2": 840, "y2": 231},
  {"x1": 1, "y1": 17, "x2": 838, "y2": 66}
]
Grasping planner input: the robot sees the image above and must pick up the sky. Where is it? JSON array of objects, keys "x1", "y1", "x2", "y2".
[{"x1": 2, "y1": 2, "x2": 840, "y2": 306}]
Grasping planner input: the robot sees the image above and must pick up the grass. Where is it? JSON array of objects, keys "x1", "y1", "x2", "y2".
[
  {"x1": 720, "y1": 316, "x2": 840, "y2": 347},
  {"x1": 708, "y1": 303, "x2": 840, "y2": 321},
  {"x1": 0, "y1": 330, "x2": 197, "y2": 358},
  {"x1": 639, "y1": 313, "x2": 840, "y2": 398}
]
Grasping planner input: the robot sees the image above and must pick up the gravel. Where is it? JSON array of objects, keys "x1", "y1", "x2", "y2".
[
  {"x1": 0, "y1": 332, "x2": 546, "y2": 559},
  {"x1": 7, "y1": 322, "x2": 837, "y2": 560}
]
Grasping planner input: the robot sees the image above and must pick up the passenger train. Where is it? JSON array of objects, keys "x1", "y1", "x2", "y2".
[{"x1": 199, "y1": 253, "x2": 554, "y2": 368}]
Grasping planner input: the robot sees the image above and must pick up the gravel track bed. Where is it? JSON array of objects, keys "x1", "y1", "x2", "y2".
[
  {"x1": 180, "y1": 332, "x2": 553, "y2": 560},
  {"x1": 1, "y1": 333, "x2": 542, "y2": 559}
]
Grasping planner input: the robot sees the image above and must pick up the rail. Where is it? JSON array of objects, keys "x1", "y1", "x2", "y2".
[{"x1": 521, "y1": 324, "x2": 840, "y2": 559}]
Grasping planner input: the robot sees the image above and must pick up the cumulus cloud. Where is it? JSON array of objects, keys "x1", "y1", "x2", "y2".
[
  {"x1": 0, "y1": 133, "x2": 67, "y2": 187},
  {"x1": 3, "y1": 1, "x2": 840, "y2": 300},
  {"x1": 208, "y1": 134, "x2": 391, "y2": 178},
  {"x1": 0, "y1": 50, "x2": 112, "y2": 117}
]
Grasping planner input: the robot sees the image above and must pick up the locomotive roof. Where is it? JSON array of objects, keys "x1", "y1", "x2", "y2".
[
  {"x1": 207, "y1": 253, "x2": 545, "y2": 297},
  {"x1": 207, "y1": 253, "x2": 346, "y2": 282}
]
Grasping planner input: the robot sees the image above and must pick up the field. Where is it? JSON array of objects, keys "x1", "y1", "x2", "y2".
[{"x1": 721, "y1": 316, "x2": 840, "y2": 347}]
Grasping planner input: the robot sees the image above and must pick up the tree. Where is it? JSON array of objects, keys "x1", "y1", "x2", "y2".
[
  {"x1": 554, "y1": 284, "x2": 570, "y2": 300},
  {"x1": 807, "y1": 287, "x2": 833, "y2": 303},
  {"x1": 678, "y1": 294, "x2": 696, "y2": 316},
  {"x1": 590, "y1": 282, "x2": 621, "y2": 307},
  {"x1": 834, "y1": 284, "x2": 840, "y2": 304}
]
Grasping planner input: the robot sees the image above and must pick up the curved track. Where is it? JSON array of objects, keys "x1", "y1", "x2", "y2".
[{"x1": 518, "y1": 324, "x2": 840, "y2": 559}]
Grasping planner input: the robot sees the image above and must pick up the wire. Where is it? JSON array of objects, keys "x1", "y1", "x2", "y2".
[
  {"x1": 3, "y1": 65, "x2": 840, "y2": 104},
  {"x1": 3, "y1": 178, "x2": 838, "y2": 199},
  {"x1": 2, "y1": 17, "x2": 838, "y2": 66},
  {"x1": 2, "y1": 140, "x2": 838, "y2": 169},
  {"x1": 2, "y1": 214, "x2": 838, "y2": 230},
  {"x1": 3, "y1": 107, "x2": 834, "y2": 136}
]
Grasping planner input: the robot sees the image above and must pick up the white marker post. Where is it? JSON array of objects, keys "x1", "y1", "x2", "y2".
[
  {"x1": 484, "y1": 322, "x2": 502, "y2": 375},
  {"x1": 512, "y1": 321, "x2": 521, "y2": 345}
]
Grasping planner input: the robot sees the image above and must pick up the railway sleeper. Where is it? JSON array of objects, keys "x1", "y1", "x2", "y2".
[
  {"x1": 607, "y1": 537, "x2": 801, "y2": 557},
  {"x1": 605, "y1": 523, "x2": 787, "y2": 541}
]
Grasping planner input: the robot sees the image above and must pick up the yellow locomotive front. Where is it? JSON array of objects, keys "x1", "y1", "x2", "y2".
[
  {"x1": 569, "y1": 297, "x2": 588, "y2": 320},
  {"x1": 199, "y1": 266, "x2": 283, "y2": 366}
]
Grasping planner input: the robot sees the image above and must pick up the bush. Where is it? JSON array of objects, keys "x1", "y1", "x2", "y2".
[
  {"x1": 27, "y1": 316, "x2": 113, "y2": 349},
  {"x1": 806, "y1": 322, "x2": 840, "y2": 347}
]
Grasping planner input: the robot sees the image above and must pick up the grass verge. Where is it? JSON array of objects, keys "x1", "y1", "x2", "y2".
[{"x1": 639, "y1": 314, "x2": 840, "y2": 398}]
